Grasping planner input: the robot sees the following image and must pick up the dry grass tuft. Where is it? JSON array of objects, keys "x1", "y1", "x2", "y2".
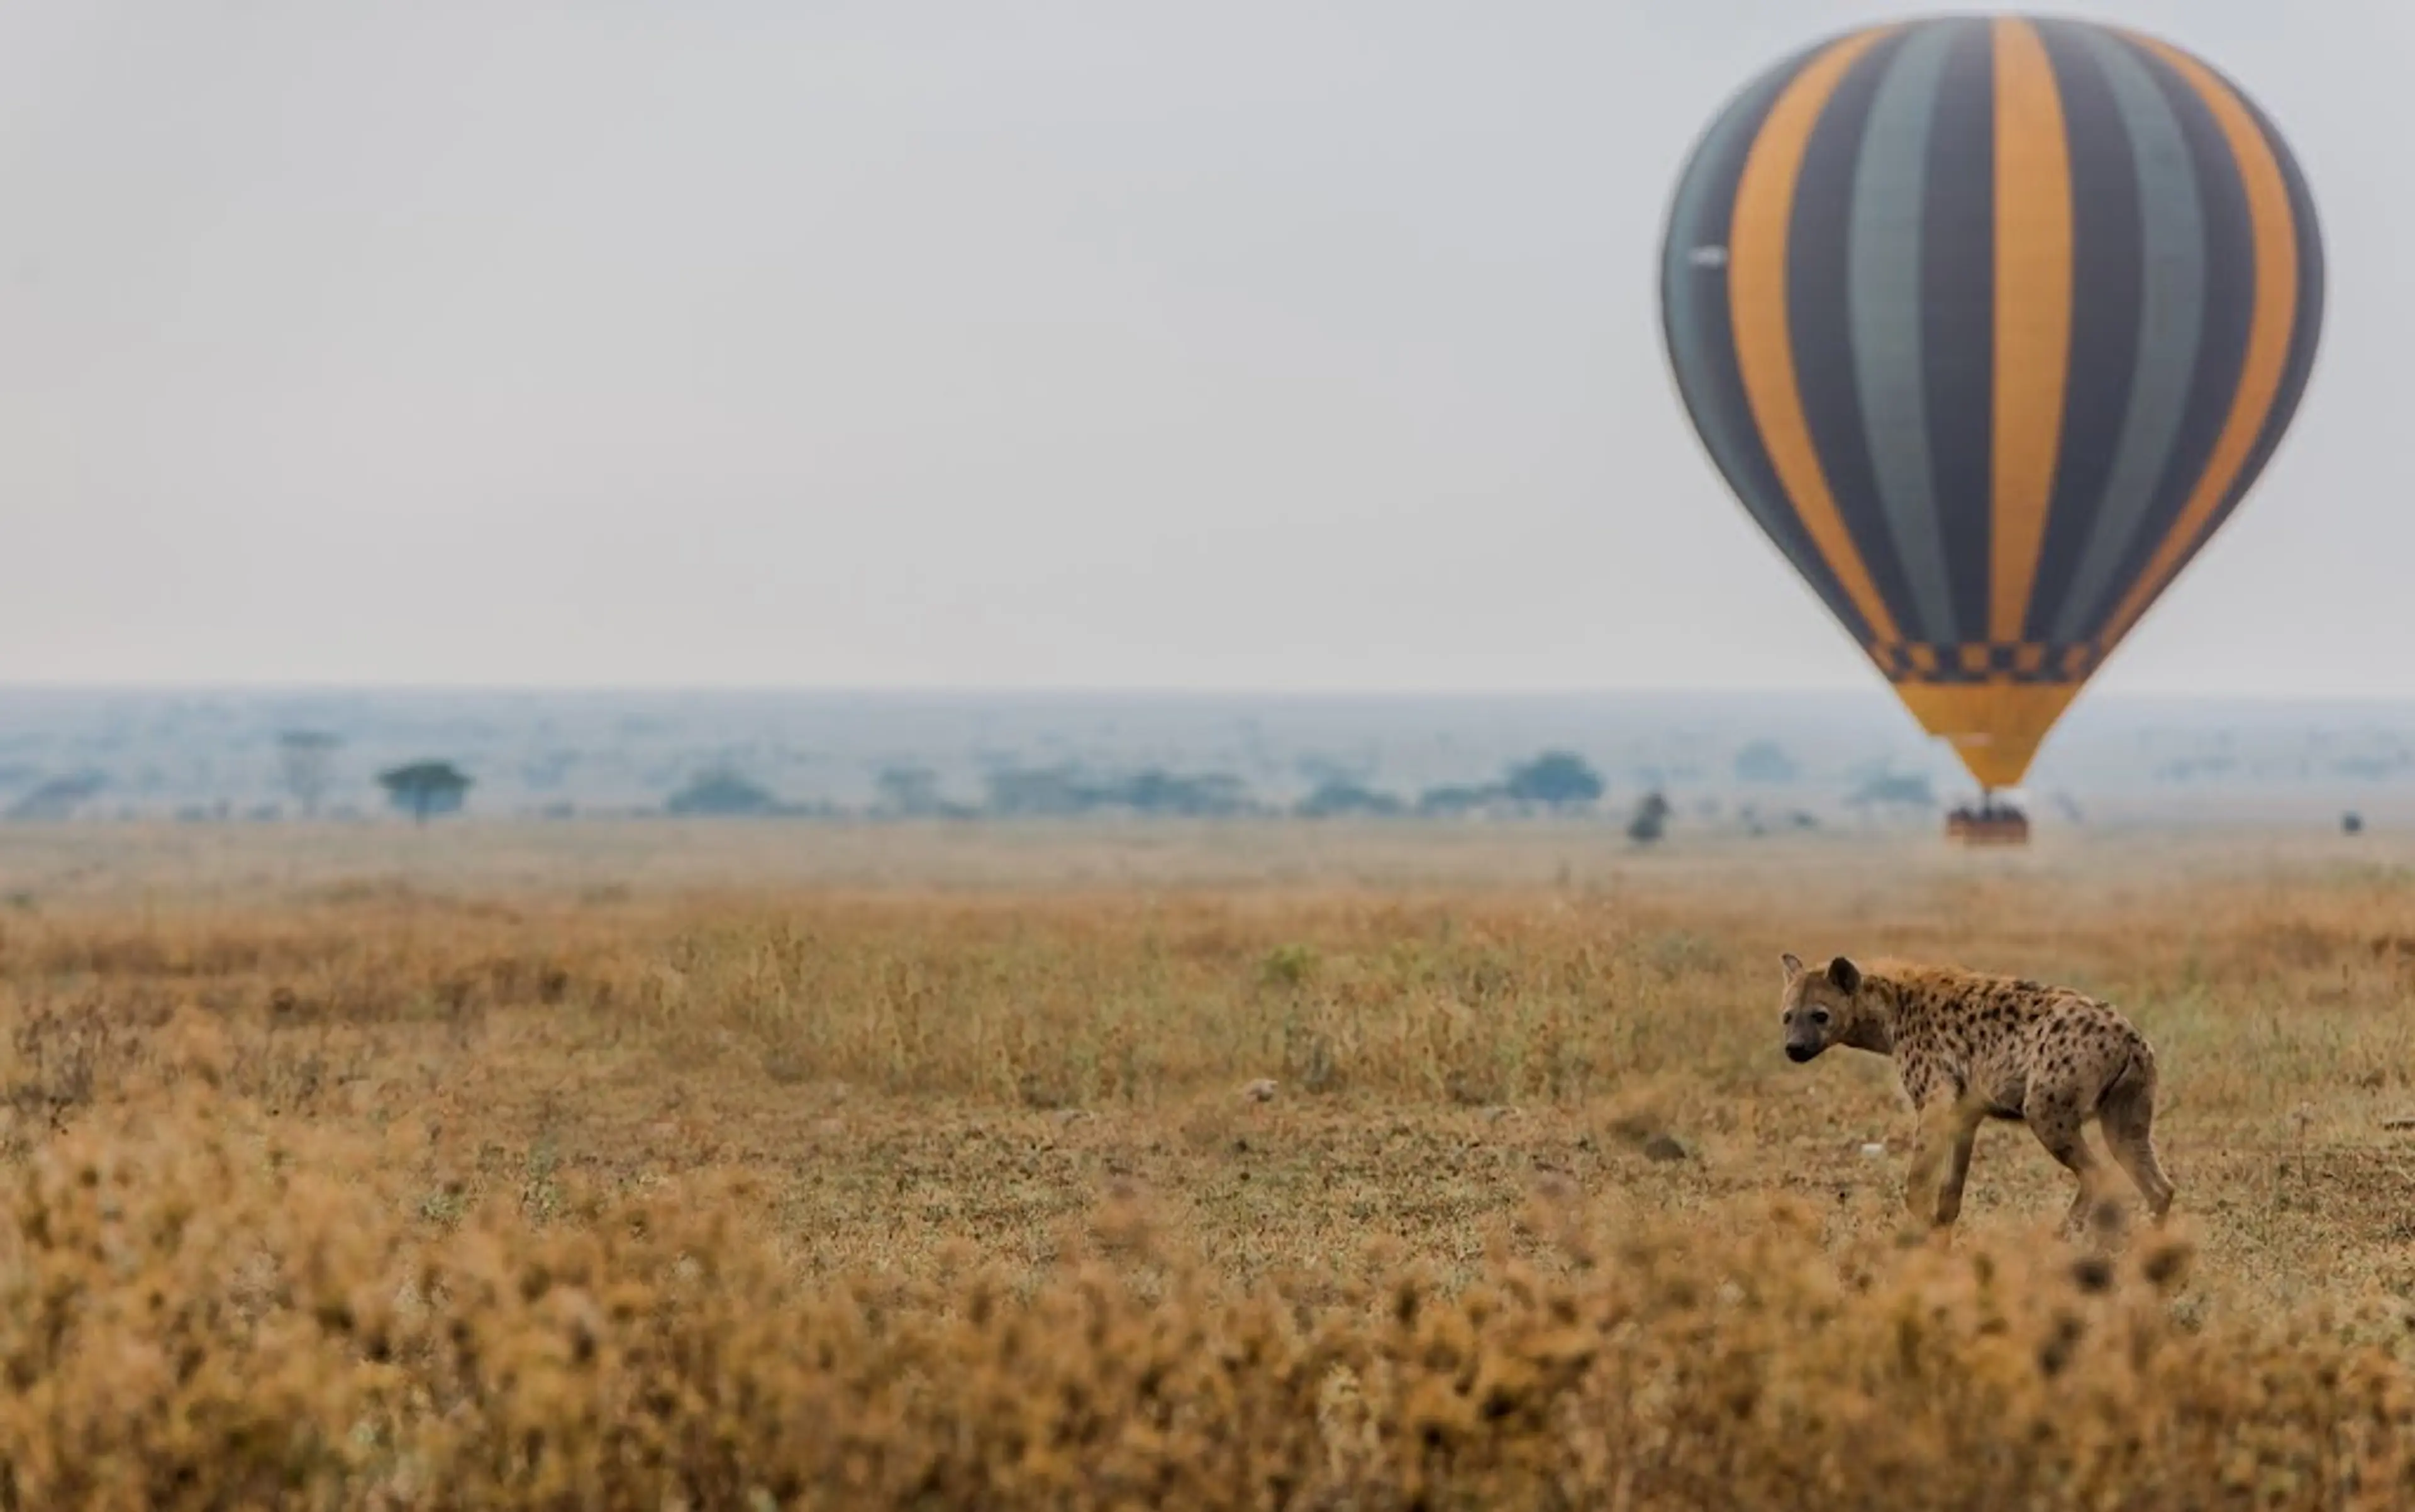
[{"x1": 3, "y1": 1074, "x2": 2412, "y2": 1508}]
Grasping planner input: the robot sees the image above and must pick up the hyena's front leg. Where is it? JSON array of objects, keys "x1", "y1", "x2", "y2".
[
  {"x1": 1901, "y1": 1098, "x2": 1949, "y2": 1220},
  {"x1": 1904, "y1": 1092, "x2": 1985, "y2": 1230},
  {"x1": 1931, "y1": 1098, "x2": 1985, "y2": 1228}
]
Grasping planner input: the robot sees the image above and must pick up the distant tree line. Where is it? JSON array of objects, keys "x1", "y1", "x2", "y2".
[
  {"x1": 4, "y1": 731, "x2": 485, "y2": 826},
  {"x1": 0, "y1": 742, "x2": 1695, "y2": 835},
  {"x1": 0, "y1": 730, "x2": 1903, "y2": 838},
  {"x1": 651, "y1": 749, "x2": 1641, "y2": 823}
]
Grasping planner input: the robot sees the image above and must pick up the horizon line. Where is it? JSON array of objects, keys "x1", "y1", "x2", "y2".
[{"x1": 4, "y1": 680, "x2": 2415, "y2": 707}]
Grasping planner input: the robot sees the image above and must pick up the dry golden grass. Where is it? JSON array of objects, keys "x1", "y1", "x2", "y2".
[{"x1": 3, "y1": 819, "x2": 2415, "y2": 1506}]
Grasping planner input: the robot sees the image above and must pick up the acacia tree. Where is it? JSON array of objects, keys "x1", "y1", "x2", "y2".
[
  {"x1": 377, "y1": 760, "x2": 472, "y2": 824},
  {"x1": 276, "y1": 730, "x2": 341, "y2": 816}
]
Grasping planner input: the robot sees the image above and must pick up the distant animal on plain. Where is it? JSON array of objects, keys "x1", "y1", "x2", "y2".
[{"x1": 1776, "y1": 952, "x2": 2175, "y2": 1238}]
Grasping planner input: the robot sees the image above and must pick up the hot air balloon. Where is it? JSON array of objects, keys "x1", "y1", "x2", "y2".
[{"x1": 1659, "y1": 14, "x2": 2323, "y2": 841}]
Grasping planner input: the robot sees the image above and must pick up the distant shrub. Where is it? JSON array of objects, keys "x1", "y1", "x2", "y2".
[
  {"x1": 982, "y1": 764, "x2": 1257, "y2": 818},
  {"x1": 1502, "y1": 752, "x2": 1604, "y2": 809},
  {"x1": 1733, "y1": 739, "x2": 1800, "y2": 784},
  {"x1": 1627, "y1": 790, "x2": 1672, "y2": 844},
  {"x1": 1294, "y1": 779, "x2": 1404, "y2": 818},
  {"x1": 665, "y1": 768, "x2": 784, "y2": 816}
]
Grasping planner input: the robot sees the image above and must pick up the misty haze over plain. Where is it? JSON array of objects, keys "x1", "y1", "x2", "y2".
[{"x1": 3, "y1": 1, "x2": 2408, "y2": 705}]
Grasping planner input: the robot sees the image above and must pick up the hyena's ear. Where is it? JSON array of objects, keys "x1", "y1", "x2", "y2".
[
  {"x1": 1825, "y1": 956, "x2": 1862, "y2": 993},
  {"x1": 1780, "y1": 951, "x2": 1805, "y2": 982}
]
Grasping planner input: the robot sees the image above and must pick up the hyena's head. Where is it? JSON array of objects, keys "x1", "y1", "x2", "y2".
[{"x1": 1778, "y1": 952, "x2": 1863, "y2": 1063}]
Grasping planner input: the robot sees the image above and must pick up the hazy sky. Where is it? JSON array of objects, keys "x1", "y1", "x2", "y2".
[{"x1": 2, "y1": 1, "x2": 2407, "y2": 696}]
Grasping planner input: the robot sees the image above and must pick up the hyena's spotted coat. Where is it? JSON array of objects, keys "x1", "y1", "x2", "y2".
[{"x1": 1776, "y1": 952, "x2": 2175, "y2": 1235}]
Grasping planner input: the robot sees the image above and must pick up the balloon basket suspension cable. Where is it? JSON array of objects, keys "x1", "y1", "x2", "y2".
[{"x1": 1945, "y1": 785, "x2": 2030, "y2": 846}]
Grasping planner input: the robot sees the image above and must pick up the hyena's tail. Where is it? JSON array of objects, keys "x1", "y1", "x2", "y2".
[{"x1": 2104, "y1": 1035, "x2": 2159, "y2": 1104}]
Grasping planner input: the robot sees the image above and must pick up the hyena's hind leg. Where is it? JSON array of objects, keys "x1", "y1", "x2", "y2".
[
  {"x1": 2096, "y1": 1048, "x2": 2176, "y2": 1226},
  {"x1": 2024, "y1": 1091, "x2": 2111, "y2": 1238}
]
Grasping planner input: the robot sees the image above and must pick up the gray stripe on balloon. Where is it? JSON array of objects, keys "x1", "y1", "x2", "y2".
[
  {"x1": 2048, "y1": 25, "x2": 2207, "y2": 647},
  {"x1": 1846, "y1": 19, "x2": 1961, "y2": 648}
]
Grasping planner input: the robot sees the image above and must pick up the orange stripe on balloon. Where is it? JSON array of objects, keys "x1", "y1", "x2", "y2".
[{"x1": 1989, "y1": 18, "x2": 2073, "y2": 645}]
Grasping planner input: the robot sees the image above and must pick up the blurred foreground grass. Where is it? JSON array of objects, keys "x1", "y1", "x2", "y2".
[{"x1": 1, "y1": 820, "x2": 2414, "y2": 1506}]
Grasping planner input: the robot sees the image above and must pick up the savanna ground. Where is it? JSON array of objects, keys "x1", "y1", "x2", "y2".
[{"x1": 4, "y1": 816, "x2": 2415, "y2": 1508}]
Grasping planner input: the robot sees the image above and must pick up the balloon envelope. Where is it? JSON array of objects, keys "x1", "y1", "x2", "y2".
[{"x1": 1659, "y1": 14, "x2": 2323, "y2": 790}]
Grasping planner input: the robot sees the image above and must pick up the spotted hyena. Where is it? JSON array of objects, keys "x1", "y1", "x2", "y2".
[{"x1": 1776, "y1": 952, "x2": 2175, "y2": 1235}]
